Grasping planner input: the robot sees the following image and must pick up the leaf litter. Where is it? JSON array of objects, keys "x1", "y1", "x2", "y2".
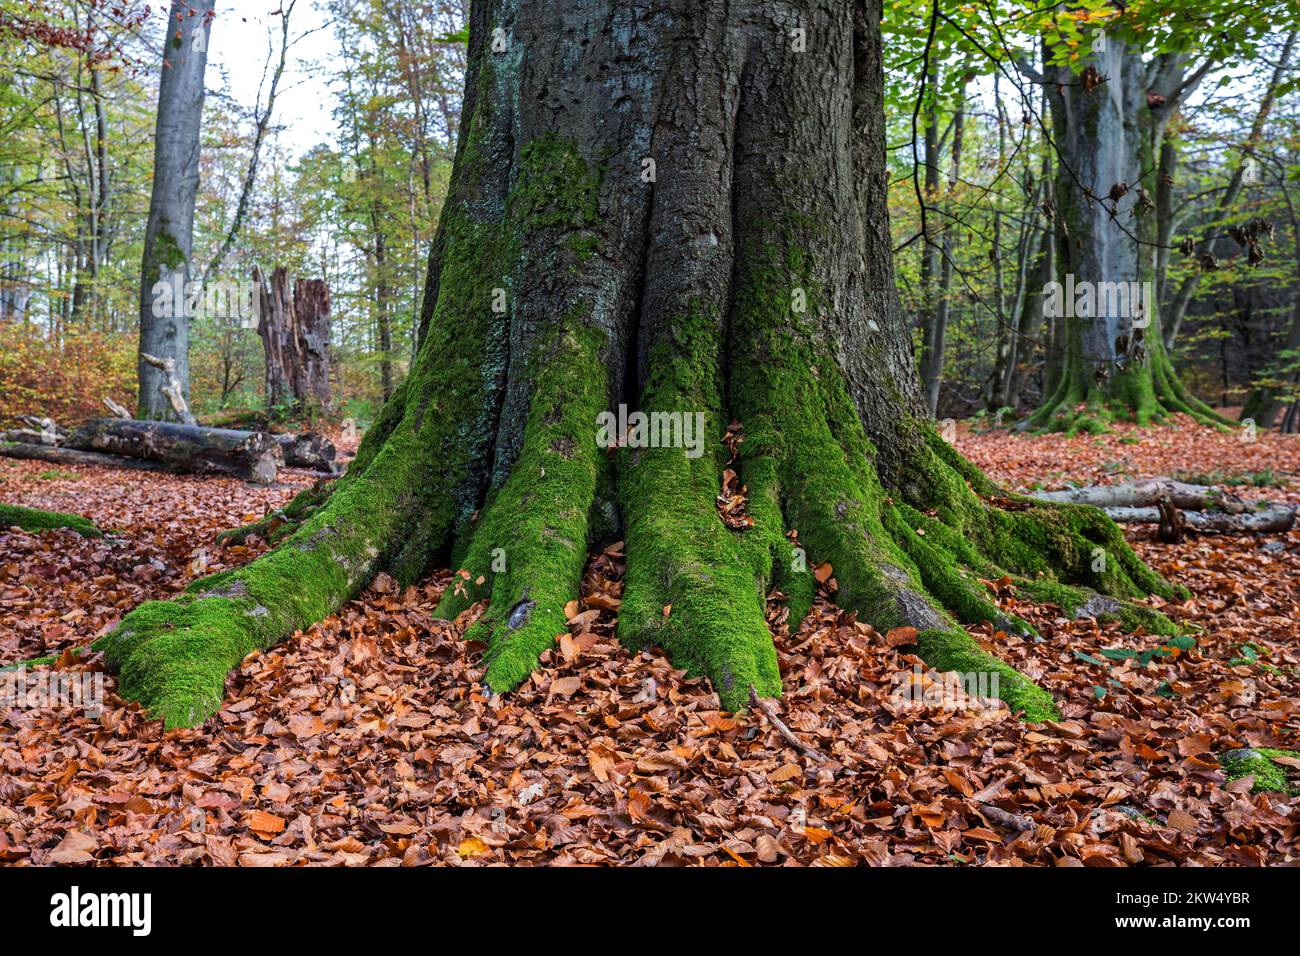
[{"x1": 0, "y1": 417, "x2": 1297, "y2": 866}]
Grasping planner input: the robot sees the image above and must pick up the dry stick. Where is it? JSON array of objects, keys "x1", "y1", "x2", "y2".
[
  {"x1": 139, "y1": 352, "x2": 197, "y2": 425},
  {"x1": 748, "y1": 686, "x2": 827, "y2": 762},
  {"x1": 102, "y1": 396, "x2": 131, "y2": 418},
  {"x1": 968, "y1": 775, "x2": 1036, "y2": 833}
]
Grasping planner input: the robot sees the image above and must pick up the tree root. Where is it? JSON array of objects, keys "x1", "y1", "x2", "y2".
[{"x1": 0, "y1": 503, "x2": 101, "y2": 538}]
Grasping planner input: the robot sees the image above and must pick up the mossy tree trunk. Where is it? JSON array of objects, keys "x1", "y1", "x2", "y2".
[
  {"x1": 95, "y1": 0, "x2": 1180, "y2": 729},
  {"x1": 1027, "y1": 37, "x2": 1230, "y2": 433}
]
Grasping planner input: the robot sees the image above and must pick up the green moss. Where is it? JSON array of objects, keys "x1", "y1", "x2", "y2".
[
  {"x1": 619, "y1": 300, "x2": 784, "y2": 709},
  {"x1": 0, "y1": 503, "x2": 100, "y2": 537},
  {"x1": 144, "y1": 229, "x2": 187, "y2": 286},
  {"x1": 915, "y1": 628, "x2": 1059, "y2": 721},
  {"x1": 435, "y1": 319, "x2": 608, "y2": 693},
  {"x1": 1219, "y1": 748, "x2": 1299, "y2": 795}
]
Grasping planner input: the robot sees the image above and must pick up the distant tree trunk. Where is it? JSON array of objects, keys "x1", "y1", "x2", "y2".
[
  {"x1": 1163, "y1": 30, "x2": 1295, "y2": 352},
  {"x1": 1027, "y1": 37, "x2": 1228, "y2": 431},
  {"x1": 1242, "y1": 170, "x2": 1300, "y2": 430},
  {"x1": 916, "y1": 65, "x2": 943, "y2": 415},
  {"x1": 99, "y1": 0, "x2": 1177, "y2": 731},
  {"x1": 372, "y1": 210, "x2": 394, "y2": 401},
  {"x1": 255, "y1": 266, "x2": 333, "y2": 414},
  {"x1": 918, "y1": 75, "x2": 965, "y2": 417},
  {"x1": 1008, "y1": 188, "x2": 1055, "y2": 408},
  {"x1": 136, "y1": 0, "x2": 214, "y2": 420}
]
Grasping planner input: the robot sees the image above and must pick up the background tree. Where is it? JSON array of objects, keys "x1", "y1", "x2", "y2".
[{"x1": 136, "y1": 0, "x2": 214, "y2": 419}]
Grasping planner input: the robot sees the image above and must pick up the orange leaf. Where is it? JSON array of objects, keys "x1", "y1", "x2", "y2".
[
  {"x1": 247, "y1": 810, "x2": 285, "y2": 836},
  {"x1": 769, "y1": 763, "x2": 802, "y2": 783},
  {"x1": 802, "y1": 826, "x2": 833, "y2": 844},
  {"x1": 886, "y1": 626, "x2": 919, "y2": 647}
]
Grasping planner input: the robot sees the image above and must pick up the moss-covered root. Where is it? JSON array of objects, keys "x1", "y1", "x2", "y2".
[
  {"x1": 618, "y1": 440, "x2": 785, "y2": 711},
  {"x1": 1219, "y1": 748, "x2": 1299, "y2": 795},
  {"x1": 916, "y1": 629, "x2": 1058, "y2": 721},
  {"x1": 432, "y1": 325, "x2": 607, "y2": 694},
  {"x1": 0, "y1": 502, "x2": 101, "y2": 537},
  {"x1": 93, "y1": 492, "x2": 383, "y2": 728},
  {"x1": 215, "y1": 477, "x2": 335, "y2": 547}
]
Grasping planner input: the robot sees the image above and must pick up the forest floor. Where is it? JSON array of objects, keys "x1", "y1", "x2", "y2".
[{"x1": 1, "y1": 417, "x2": 1297, "y2": 866}]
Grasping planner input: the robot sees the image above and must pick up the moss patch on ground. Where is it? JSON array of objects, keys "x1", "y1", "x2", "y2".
[{"x1": 1219, "y1": 748, "x2": 1299, "y2": 794}]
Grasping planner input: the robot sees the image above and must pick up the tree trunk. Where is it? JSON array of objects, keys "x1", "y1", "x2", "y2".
[
  {"x1": 65, "y1": 418, "x2": 281, "y2": 484},
  {"x1": 1163, "y1": 30, "x2": 1295, "y2": 352},
  {"x1": 1027, "y1": 37, "x2": 1228, "y2": 431},
  {"x1": 255, "y1": 266, "x2": 333, "y2": 414},
  {"x1": 96, "y1": 0, "x2": 1180, "y2": 730},
  {"x1": 918, "y1": 73, "x2": 964, "y2": 417},
  {"x1": 136, "y1": 0, "x2": 214, "y2": 420}
]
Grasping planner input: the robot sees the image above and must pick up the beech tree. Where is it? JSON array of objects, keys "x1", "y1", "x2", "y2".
[
  {"x1": 1025, "y1": 6, "x2": 1299, "y2": 431},
  {"x1": 137, "y1": 0, "x2": 215, "y2": 419},
  {"x1": 97, "y1": 0, "x2": 1182, "y2": 729}
]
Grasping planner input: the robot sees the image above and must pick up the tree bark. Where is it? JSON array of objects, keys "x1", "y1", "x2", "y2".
[
  {"x1": 136, "y1": 0, "x2": 214, "y2": 420},
  {"x1": 255, "y1": 267, "x2": 334, "y2": 414},
  {"x1": 96, "y1": 0, "x2": 1181, "y2": 730}
]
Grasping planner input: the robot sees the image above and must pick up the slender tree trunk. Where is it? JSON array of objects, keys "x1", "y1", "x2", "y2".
[
  {"x1": 919, "y1": 75, "x2": 965, "y2": 417},
  {"x1": 917, "y1": 65, "x2": 943, "y2": 415},
  {"x1": 1242, "y1": 173, "x2": 1300, "y2": 428},
  {"x1": 1163, "y1": 30, "x2": 1295, "y2": 352},
  {"x1": 136, "y1": 0, "x2": 214, "y2": 420},
  {"x1": 98, "y1": 0, "x2": 1177, "y2": 730}
]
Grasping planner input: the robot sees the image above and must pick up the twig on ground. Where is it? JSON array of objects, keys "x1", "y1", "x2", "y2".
[{"x1": 749, "y1": 685, "x2": 827, "y2": 762}]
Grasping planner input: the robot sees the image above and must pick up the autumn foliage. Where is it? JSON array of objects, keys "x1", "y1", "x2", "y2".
[{"x1": 0, "y1": 324, "x2": 136, "y2": 428}]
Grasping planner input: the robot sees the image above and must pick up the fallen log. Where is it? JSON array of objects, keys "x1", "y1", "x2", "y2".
[
  {"x1": 1029, "y1": 477, "x2": 1247, "y2": 513},
  {"x1": 273, "y1": 431, "x2": 338, "y2": 472},
  {"x1": 65, "y1": 418, "x2": 281, "y2": 484},
  {"x1": 0, "y1": 428, "x2": 57, "y2": 445},
  {"x1": 1029, "y1": 477, "x2": 1295, "y2": 534},
  {"x1": 0, "y1": 441, "x2": 174, "y2": 474},
  {"x1": 1101, "y1": 503, "x2": 1296, "y2": 533}
]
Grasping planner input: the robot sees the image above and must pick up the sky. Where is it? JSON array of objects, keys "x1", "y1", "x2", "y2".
[{"x1": 203, "y1": 0, "x2": 341, "y2": 159}]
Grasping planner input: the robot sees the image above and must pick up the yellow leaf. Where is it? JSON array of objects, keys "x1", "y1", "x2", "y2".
[{"x1": 457, "y1": 836, "x2": 489, "y2": 858}]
